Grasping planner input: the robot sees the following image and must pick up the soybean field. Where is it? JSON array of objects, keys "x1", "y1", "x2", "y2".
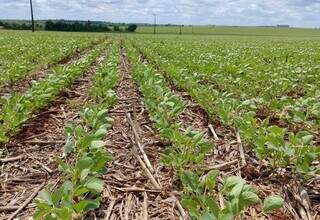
[{"x1": 0, "y1": 29, "x2": 319, "y2": 220}]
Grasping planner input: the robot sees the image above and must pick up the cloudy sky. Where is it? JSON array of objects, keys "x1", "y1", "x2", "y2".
[{"x1": 1, "y1": 0, "x2": 320, "y2": 27}]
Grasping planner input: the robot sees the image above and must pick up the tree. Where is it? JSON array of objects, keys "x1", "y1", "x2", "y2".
[
  {"x1": 45, "y1": 20, "x2": 54, "y2": 30},
  {"x1": 127, "y1": 24, "x2": 137, "y2": 32},
  {"x1": 113, "y1": 25, "x2": 120, "y2": 32},
  {"x1": 86, "y1": 20, "x2": 91, "y2": 31},
  {"x1": 21, "y1": 23, "x2": 28, "y2": 30}
]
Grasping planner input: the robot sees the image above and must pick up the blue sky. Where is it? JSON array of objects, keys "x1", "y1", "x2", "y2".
[{"x1": 1, "y1": 0, "x2": 320, "y2": 27}]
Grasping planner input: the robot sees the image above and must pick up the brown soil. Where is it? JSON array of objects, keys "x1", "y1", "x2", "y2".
[
  {"x1": 0, "y1": 43, "x2": 109, "y2": 220},
  {"x1": 90, "y1": 46, "x2": 180, "y2": 219}
]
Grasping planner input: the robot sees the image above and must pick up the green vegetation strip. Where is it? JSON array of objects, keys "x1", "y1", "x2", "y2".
[
  {"x1": 130, "y1": 38, "x2": 320, "y2": 176},
  {"x1": 0, "y1": 41, "x2": 109, "y2": 144},
  {"x1": 133, "y1": 36, "x2": 320, "y2": 131},
  {"x1": 126, "y1": 42, "x2": 283, "y2": 219},
  {"x1": 33, "y1": 41, "x2": 120, "y2": 219},
  {"x1": 0, "y1": 31, "x2": 104, "y2": 86}
]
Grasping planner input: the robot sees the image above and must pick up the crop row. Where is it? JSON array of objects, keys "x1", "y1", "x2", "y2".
[
  {"x1": 0, "y1": 40, "x2": 109, "y2": 144},
  {"x1": 33, "y1": 41, "x2": 120, "y2": 219},
  {"x1": 129, "y1": 37, "x2": 320, "y2": 176},
  {"x1": 0, "y1": 31, "x2": 104, "y2": 87},
  {"x1": 132, "y1": 36, "x2": 320, "y2": 132},
  {"x1": 125, "y1": 42, "x2": 283, "y2": 219}
]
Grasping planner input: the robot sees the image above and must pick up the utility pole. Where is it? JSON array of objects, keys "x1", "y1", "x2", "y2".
[
  {"x1": 29, "y1": 0, "x2": 35, "y2": 32},
  {"x1": 153, "y1": 14, "x2": 157, "y2": 34}
]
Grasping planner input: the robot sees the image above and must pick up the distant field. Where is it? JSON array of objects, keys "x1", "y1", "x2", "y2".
[
  {"x1": 0, "y1": 30, "x2": 104, "y2": 86},
  {"x1": 137, "y1": 25, "x2": 320, "y2": 37}
]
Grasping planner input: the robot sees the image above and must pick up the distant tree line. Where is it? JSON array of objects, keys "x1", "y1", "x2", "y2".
[
  {"x1": 0, "y1": 20, "x2": 137, "y2": 33},
  {"x1": 44, "y1": 20, "x2": 111, "y2": 32},
  {"x1": 0, "y1": 21, "x2": 42, "y2": 30}
]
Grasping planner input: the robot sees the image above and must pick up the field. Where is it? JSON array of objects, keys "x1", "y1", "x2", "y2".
[
  {"x1": 137, "y1": 26, "x2": 320, "y2": 37},
  {"x1": 0, "y1": 28, "x2": 319, "y2": 220}
]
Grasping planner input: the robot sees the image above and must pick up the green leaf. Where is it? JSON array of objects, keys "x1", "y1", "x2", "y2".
[
  {"x1": 222, "y1": 176, "x2": 245, "y2": 197},
  {"x1": 38, "y1": 190, "x2": 53, "y2": 205},
  {"x1": 200, "y1": 213, "x2": 217, "y2": 220},
  {"x1": 33, "y1": 202, "x2": 53, "y2": 220},
  {"x1": 181, "y1": 170, "x2": 200, "y2": 193},
  {"x1": 300, "y1": 134, "x2": 314, "y2": 145},
  {"x1": 204, "y1": 170, "x2": 219, "y2": 191},
  {"x1": 91, "y1": 149, "x2": 112, "y2": 173},
  {"x1": 63, "y1": 138, "x2": 74, "y2": 156},
  {"x1": 73, "y1": 199, "x2": 100, "y2": 213},
  {"x1": 80, "y1": 168, "x2": 90, "y2": 181},
  {"x1": 181, "y1": 197, "x2": 201, "y2": 218},
  {"x1": 76, "y1": 157, "x2": 93, "y2": 172},
  {"x1": 64, "y1": 124, "x2": 74, "y2": 135},
  {"x1": 90, "y1": 140, "x2": 106, "y2": 149},
  {"x1": 85, "y1": 177, "x2": 104, "y2": 194},
  {"x1": 223, "y1": 176, "x2": 245, "y2": 190},
  {"x1": 54, "y1": 207, "x2": 74, "y2": 220},
  {"x1": 263, "y1": 195, "x2": 284, "y2": 213},
  {"x1": 62, "y1": 181, "x2": 74, "y2": 202},
  {"x1": 166, "y1": 101, "x2": 175, "y2": 107},
  {"x1": 51, "y1": 187, "x2": 64, "y2": 206},
  {"x1": 97, "y1": 109, "x2": 108, "y2": 118},
  {"x1": 74, "y1": 186, "x2": 89, "y2": 197},
  {"x1": 230, "y1": 197, "x2": 240, "y2": 214},
  {"x1": 94, "y1": 126, "x2": 107, "y2": 138},
  {"x1": 241, "y1": 191, "x2": 260, "y2": 205},
  {"x1": 218, "y1": 210, "x2": 234, "y2": 220},
  {"x1": 204, "y1": 197, "x2": 220, "y2": 217},
  {"x1": 57, "y1": 158, "x2": 71, "y2": 174}
]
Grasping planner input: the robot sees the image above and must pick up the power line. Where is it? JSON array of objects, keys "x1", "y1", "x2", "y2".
[{"x1": 29, "y1": 0, "x2": 35, "y2": 32}]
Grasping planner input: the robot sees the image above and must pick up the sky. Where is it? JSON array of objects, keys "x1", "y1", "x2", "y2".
[{"x1": 0, "y1": 0, "x2": 320, "y2": 27}]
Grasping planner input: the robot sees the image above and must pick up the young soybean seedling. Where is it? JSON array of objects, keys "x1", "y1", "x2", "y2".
[{"x1": 181, "y1": 170, "x2": 284, "y2": 220}]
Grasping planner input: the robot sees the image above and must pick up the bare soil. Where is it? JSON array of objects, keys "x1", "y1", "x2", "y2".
[{"x1": 90, "y1": 46, "x2": 181, "y2": 220}]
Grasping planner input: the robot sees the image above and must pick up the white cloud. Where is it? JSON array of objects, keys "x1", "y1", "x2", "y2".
[{"x1": 0, "y1": 0, "x2": 319, "y2": 27}]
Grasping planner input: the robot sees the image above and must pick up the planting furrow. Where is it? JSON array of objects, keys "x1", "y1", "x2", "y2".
[
  {"x1": 32, "y1": 42, "x2": 121, "y2": 219},
  {"x1": 0, "y1": 37, "x2": 107, "y2": 97},
  {"x1": 0, "y1": 43, "x2": 111, "y2": 220},
  {"x1": 129, "y1": 43, "x2": 294, "y2": 219},
  {"x1": 93, "y1": 45, "x2": 180, "y2": 219}
]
